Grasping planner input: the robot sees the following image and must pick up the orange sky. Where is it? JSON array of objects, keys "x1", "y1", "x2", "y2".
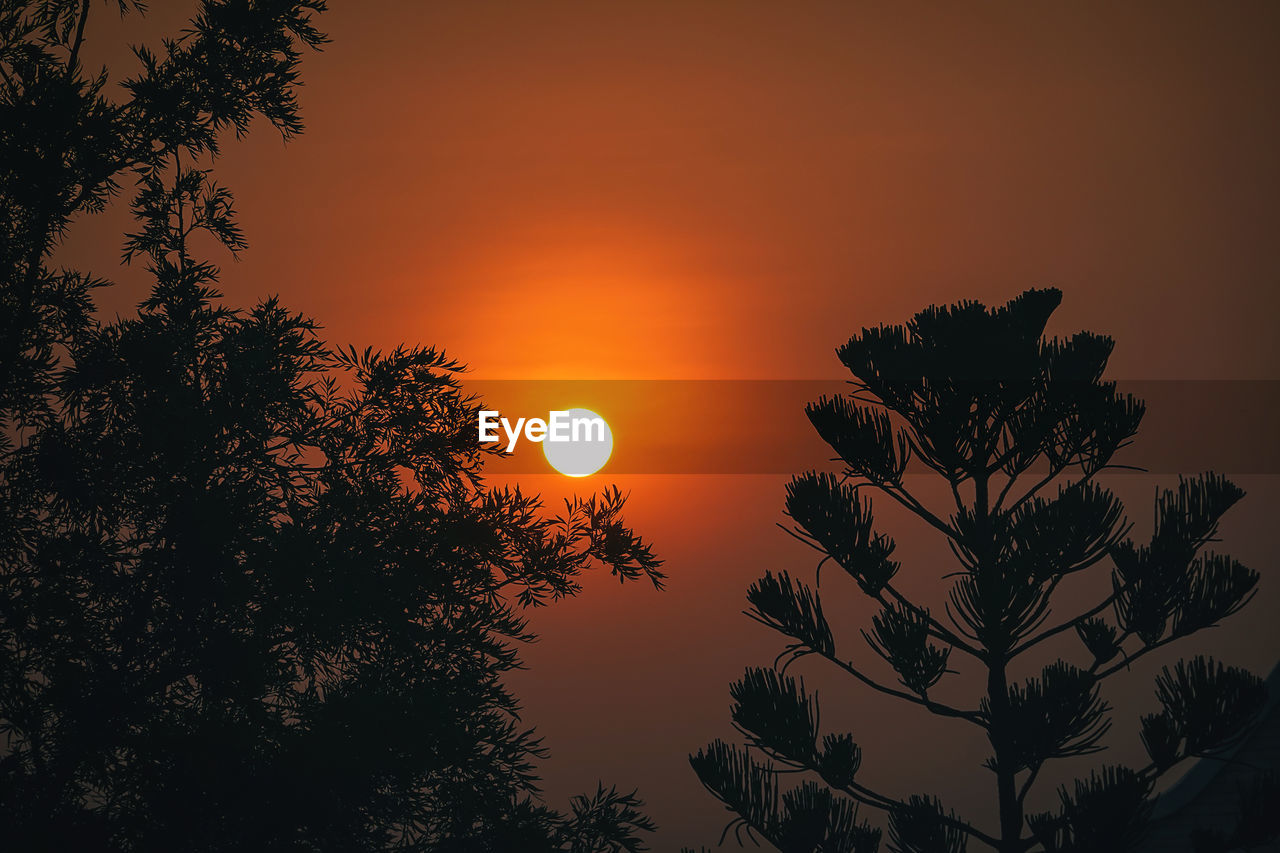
[{"x1": 60, "y1": 2, "x2": 1280, "y2": 846}]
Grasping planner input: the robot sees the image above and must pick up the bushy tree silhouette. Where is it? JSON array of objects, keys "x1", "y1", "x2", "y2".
[
  {"x1": 1, "y1": 3, "x2": 662, "y2": 850},
  {"x1": 691, "y1": 290, "x2": 1273, "y2": 852}
]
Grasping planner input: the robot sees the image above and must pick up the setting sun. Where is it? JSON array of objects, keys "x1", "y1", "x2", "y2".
[{"x1": 543, "y1": 407, "x2": 612, "y2": 477}]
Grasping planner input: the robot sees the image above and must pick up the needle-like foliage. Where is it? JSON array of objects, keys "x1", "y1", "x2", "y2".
[{"x1": 692, "y1": 290, "x2": 1271, "y2": 851}]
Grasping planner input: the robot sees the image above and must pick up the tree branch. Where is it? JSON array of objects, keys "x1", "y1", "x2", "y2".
[
  {"x1": 68, "y1": 0, "x2": 90, "y2": 73},
  {"x1": 831, "y1": 780, "x2": 1003, "y2": 849},
  {"x1": 1093, "y1": 633, "x2": 1179, "y2": 680},
  {"x1": 1016, "y1": 762, "x2": 1041, "y2": 805},
  {"x1": 877, "y1": 480, "x2": 958, "y2": 541},
  {"x1": 880, "y1": 584, "x2": 986, "y2": 661},
  {"x1": 825, "y1": 653, "x2": 986, "y2": 726},
  {"x1": 1001, "y1": 462, "x2": 1067, "y2": 515},
  {"x1": 1008, "y1": 587, "x2": 1119, "y2": 659}
]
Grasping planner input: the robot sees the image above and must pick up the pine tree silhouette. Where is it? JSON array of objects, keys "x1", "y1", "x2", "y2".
[
  {"x1": 1, "y1": 3, "x2": 662, "y2": 849},
  {"x1": 691, "y1": 290, "x2": 1274, "y2": 852}
]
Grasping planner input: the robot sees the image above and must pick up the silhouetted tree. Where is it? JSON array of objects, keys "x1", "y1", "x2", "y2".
[
  {"x1": 691, "y1": 290, "x2": 1273, "y2": 852},
  {"x1": 1, "y1": 3, "x2": 662, "y2": 850}
]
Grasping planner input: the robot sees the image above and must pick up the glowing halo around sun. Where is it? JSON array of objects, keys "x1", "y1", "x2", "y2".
[{"x1": 543, "y1": 408, "x2": 612, "y2": 477}]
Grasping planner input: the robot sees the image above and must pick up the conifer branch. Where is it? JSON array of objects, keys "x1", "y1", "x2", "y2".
[{"x1": 825, "y1": 653, "x2": 985, "y2": 726}]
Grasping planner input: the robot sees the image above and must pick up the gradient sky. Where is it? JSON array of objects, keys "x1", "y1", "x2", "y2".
[{"x1": 61, "y1": 2, "x2": 1280, "y2": 846}]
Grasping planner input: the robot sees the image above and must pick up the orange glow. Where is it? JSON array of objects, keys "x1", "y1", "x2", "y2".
[
  {"x1": 427, "y1": 230, "x2": 726, "y2": 379},
  {"x1": 55, "y1": 2, "x2": 1280, "y2": 847}
]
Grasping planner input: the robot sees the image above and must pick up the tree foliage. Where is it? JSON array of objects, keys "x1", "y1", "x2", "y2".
[
  {"x1": 1, "y1": 2, "x2": 662, "y2": 849},
  {"x1": 692, "y1": 289, "x2": 1272, "y2": 852}
]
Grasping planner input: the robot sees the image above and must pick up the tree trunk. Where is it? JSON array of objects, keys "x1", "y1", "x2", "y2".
[{"x1": 986, "y1": 661, "x2": 1024, "y2": 852}]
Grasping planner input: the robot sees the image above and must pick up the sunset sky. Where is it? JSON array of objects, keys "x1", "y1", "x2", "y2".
[{"x1": 60, "y1": 1, "x2": 1280, "y2": 846}]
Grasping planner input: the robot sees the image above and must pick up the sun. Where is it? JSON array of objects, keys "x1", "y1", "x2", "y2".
[{"x1": 543, "y1": 407, "x2": 612, "y2": 477}]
